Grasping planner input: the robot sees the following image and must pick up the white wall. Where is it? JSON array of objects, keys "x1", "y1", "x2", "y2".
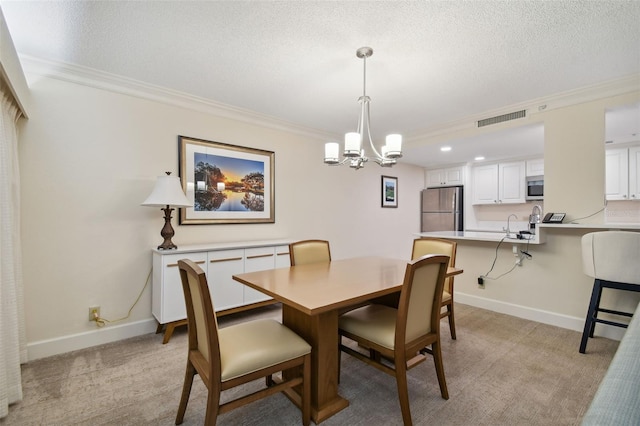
[{"x1": 18, "y1": 75, "x2": 425, "y2": 359}]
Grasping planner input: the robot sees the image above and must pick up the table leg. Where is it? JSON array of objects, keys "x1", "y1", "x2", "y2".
[{"x1": 282, "y1": 306, "x2": 349, "y2": 424}]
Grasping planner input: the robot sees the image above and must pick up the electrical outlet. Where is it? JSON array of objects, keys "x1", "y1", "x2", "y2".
[
  {"x1": 89, "y1": 306, "x2": 100, "y2": 322},
  {"x1": 477, "y1": 276, "x2": 485, "y2": 288}
]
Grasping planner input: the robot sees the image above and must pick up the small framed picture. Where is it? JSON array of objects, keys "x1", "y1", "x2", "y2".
[{"x1": 381, "y1": 175, "x2": 398, "y2": 208}]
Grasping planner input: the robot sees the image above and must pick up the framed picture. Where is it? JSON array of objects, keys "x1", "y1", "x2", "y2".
[
  {"x1": 178, "y1": 135, "x2": 275, "y2": 224},
  {"x1": 381, "y1": 175, "x2": 398, "y2": 208}
]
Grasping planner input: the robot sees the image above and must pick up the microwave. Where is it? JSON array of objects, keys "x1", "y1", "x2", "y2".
[{"x1": 526, "y1": 175, "x2": 544, "y2": 200}]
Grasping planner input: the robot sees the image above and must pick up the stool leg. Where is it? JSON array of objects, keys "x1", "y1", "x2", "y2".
[
  {"x1": 589, "y1": 282, "x2": 604, "y2": 338},
  {"x1": 580, "y1": 279, "x2": 602, "y2": 354}
]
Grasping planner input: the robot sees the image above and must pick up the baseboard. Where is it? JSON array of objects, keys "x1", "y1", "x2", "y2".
[
  {"x1": 456, "y1": 292, "x2": 626, "y2": 341},
  {"x1": 25, "y1": 294, "x2": 626, "y2": 361},
  {"x1": 26, "y1": 318, "x2": 158, "y2": 361}
]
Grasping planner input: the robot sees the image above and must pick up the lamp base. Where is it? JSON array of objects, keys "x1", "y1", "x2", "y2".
[
  {"x1": 157, "y1": 206, "x2": 178, "y2": 250},
  {"x1": 157, "y1": 242, "x2": 178, "y2": 250}
]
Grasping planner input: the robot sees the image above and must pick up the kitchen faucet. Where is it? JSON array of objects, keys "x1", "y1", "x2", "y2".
[
  {"x1": 532, "y1": 205, "x2": 542, "y2": 217},
  {"x1": 504, "y1": 213, "x2": 518, "y2": 237},
  {"x1": 529, "y1": 205, "x2": 543, "y2": 234}
]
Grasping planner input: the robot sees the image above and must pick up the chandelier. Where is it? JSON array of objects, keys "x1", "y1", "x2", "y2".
[{"x1": 324, "y1": 47, "x2": 402, "y2": 170}]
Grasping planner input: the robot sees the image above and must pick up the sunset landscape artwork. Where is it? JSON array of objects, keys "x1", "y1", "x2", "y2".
[
  {"x1": 179, "y1": 136, "x2": 274, "y2": 224},
  {"x1": 193, "y1": 152, "x2": 265, "y2": 212}
]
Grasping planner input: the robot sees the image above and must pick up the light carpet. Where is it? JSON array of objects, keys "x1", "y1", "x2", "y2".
[{"x1": 3, "y1": 304, "x2": 618, "y2": 425}]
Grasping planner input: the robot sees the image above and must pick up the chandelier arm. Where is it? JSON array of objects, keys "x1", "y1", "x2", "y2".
[{"x1": 364, "y1": 102, "x2": 384, "y2": 160}]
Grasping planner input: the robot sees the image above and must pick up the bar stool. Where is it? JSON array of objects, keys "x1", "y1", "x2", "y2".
[{"x1": 579, "y1": 231, "x2": 640, "y2": 353}]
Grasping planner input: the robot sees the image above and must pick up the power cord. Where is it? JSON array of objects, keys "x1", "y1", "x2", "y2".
[
  {"x1": 482, "y1": 261, "x2": 519, "y2": 281},
  {"x1": 570, "y1": 207, "x2": 605, "y2": 224},
  {"x1": 91, "y1": 269, "x2": 152, "y2": 328},
  {"x1": 481, "y1": 235, "x2": 506, "y2": 278},
  {"x1": 479, "y1": 236, "x2": 532, "y2": 283}
]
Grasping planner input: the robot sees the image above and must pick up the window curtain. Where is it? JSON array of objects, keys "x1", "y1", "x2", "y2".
[{"x1": 0, "y1": 81, "x2": 26, "y2": 418}]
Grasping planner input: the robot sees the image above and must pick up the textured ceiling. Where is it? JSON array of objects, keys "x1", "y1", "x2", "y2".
[{"x1": 1, "y1": 0, "x2": 639, "y2": 167}]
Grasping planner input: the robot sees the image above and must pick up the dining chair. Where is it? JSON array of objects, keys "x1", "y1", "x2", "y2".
[
  {"x1": 175, "y1": 259, "x2": 312, "y2": 425},
  {"x1": 289, "y1": 239, "x2": 331, "y2": 266},
  {"x1": 411, "y1": 237, "x2": 458, "y2": 339},
  {"x1": 579, "y1": 231, "x2": 640, "y2": 353},
  {"x1": 338, "y1": 254, "x2": 450, "y2": 426}
]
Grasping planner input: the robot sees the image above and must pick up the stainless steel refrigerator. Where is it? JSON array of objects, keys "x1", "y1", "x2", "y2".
[{"x1": 421, "y1": 186, "x2": 463, "y2": 232}]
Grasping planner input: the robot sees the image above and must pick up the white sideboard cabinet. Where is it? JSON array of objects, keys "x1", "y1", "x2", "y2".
[{"x1": 152, "y1": 240, "x2": 291, "y2": 343}]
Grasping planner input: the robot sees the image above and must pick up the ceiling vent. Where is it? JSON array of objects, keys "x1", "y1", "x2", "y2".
[{"x1": 477, "y1": 110, "x2": 526, "y2": 127}]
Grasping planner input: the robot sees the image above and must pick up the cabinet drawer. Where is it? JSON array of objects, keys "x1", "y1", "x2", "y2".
[
  {"x1": 244, "y1": 247, "x2": 275, "y2": 304},
  {"x1": 208, "y1": 249, "x2": 245, "y2": 311},
  {"x1": 275, "y1": 245, "x2": 291, "y2": 268}
]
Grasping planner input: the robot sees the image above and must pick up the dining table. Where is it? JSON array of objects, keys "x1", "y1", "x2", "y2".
[{"x1": 232, "y1": 255, "x2": 463, "y2": 424}]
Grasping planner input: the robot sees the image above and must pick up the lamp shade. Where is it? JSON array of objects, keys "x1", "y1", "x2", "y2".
[{"x1": 141, "y1": 174, "x2": 192, "y2": 207}]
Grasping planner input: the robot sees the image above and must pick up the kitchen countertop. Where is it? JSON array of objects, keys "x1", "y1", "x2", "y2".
[
  {"x1": 415, "y1": 230, "x2": 544, "y2": 244},
  {"x1": 417, "y1": 223, "x2": 640, "y2": 244},
  {"x1": 538, "y1": 222, "x2": 640, "y2": 230}
]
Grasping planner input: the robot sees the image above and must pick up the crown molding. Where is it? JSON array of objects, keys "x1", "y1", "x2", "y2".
[
  {"x1": 19, "y1": 55, "x2": 639, "y2": 146},
  {"x1": 406, "y1": 73, "x2": 640, "y2": 144},
  {"x1": 19, "y1": 54, "x2": 333, "y2": 141}
]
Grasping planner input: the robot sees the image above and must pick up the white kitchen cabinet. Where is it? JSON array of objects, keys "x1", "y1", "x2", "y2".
[
  {"x1": 472, "y1": 161, "x2": 525, "y2": 205},
  {"x1": 526, "y1": 158, "x2": 544, "y2": 177},
  {"x1": 426, "y1": 166, "x2": 464, "y2": 187},
  {"x1": 606, "y1": 146, "x2": 640, "y2": 200},
  {"x1": 152, "y1": 240, "x2": 290, "y2": 342}
]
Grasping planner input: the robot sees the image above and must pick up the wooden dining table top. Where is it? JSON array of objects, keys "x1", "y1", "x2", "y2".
[{"x1": 233, "y1": 256, "x2": 463, "y2": 316}]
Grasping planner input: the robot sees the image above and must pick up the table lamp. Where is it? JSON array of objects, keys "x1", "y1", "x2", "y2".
[{"x1": 142, "y1": 172, "x2": 192, "y2": 250}]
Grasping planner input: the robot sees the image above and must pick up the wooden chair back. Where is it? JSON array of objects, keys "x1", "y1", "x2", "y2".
[
  {"x1": 411, "y1": 237, "x2": 458, "y2": 339},
  {"x1": 178, "y1": 258, "x2": 221, "y2": 381},
  {"x1": 411, "y1": 237, "x2": 457, "y2": 293},
  {"x1": 397, "y1": 254, "x2": 449, "y2": 352},
  {"x1": 289, "y1": 239, "x2": 331, "y2": 266}
]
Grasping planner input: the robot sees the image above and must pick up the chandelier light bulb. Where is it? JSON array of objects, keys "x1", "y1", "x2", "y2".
[
  {"x1": 344, "y1": 132, "x2": 362, "y2": 157},
  {"x1": 324, "y1": 142, "x2": 340, "y2": 164}
]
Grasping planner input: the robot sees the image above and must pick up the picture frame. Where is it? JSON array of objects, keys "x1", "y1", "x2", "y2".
[
  {"x1": 381, "y1": 175, "x2": 398, "y2": 208},
  {"x1": 178, "y1": 135, "x2": 275, "y2": 224}
]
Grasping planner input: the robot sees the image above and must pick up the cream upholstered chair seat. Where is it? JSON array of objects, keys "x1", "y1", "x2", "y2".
[
  {"x1": 338, "y1": 304, "x2": 398, "y2": 350},
  {"x1": 579, "y1": 231, "x2": 640, "y2": 353},
  {"x1": 289, "y1": 239, "x2": 331, "y2": 266},
  {"x1": 218, "y1": 319, "x2": 311, "y2": 381},
  {"x1": 176, "y1": 259, "x2": 311, "y2": 425}
]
